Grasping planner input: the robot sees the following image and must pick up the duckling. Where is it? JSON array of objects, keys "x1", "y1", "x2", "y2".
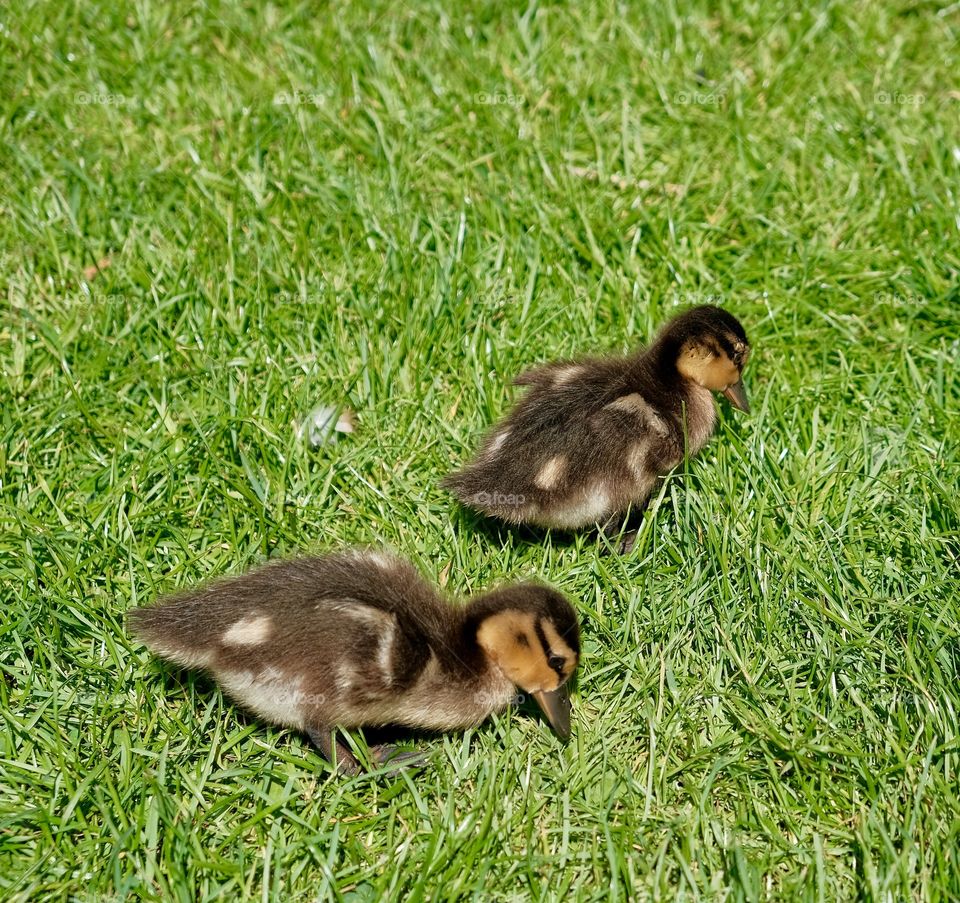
[
  {"x1": 442, "y1": 305, "x2": 751, "y2": 551},
  {"x1": 128, "y1": 550, "x2": 580, "y2": 775}
]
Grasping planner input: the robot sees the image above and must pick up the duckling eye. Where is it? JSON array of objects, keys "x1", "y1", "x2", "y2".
[{"x1": 547, "y1": 653, "x2": 565, "y2": 671}]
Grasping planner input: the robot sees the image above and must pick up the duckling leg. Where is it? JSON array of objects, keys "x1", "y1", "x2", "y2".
[
  {"x1": 305, "y1": 725, "x2": 362, "y2": 776},
  {"x1": 599, "y1": 512, "x2": 640, "y2": 554},
  {"x1": 617, "y1": 531, "x2": 640, "y2": 554},
  {"x1": 369, "y1": 744, "x2": 430, "y2": 771}
]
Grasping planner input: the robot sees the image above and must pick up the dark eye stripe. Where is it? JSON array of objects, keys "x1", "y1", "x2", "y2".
[
  {"x1": 716, "y1": 335, "x2": 736, "y2": 359},
  {"x1": 718, "y1": 333, "x2": 749, "y2": 366},
  {"x1": 535, "y1": 620, "x2": 567, "y2": 679},
  {"x1": 533, "y1": 621, "x2": 551, "y2": 658}
]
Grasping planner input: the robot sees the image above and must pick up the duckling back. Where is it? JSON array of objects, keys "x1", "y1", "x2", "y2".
[
  {"x1": 132, "y1": 553, "x2": 401, "y2": 660},
  {"x1": 442, "y1": 356, "x2": 688, "y2": 527},
  {"x1": 129, "y1": 551, "x2": 513, "y2": 732}
]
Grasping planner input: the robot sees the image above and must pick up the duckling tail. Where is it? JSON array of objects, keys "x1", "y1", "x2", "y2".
[
  {"x1": 440, "y1": 467, "x2": 530, "y2": 525},
  {"x1": 127, "y1": 599, "x2": 218, "y2": 669},
  {"x1": 439, "y1": 467, "x2": 487, "y2": 506},
  {"x1": 438, "y1": 469, "x2": 467, "y2": 495}
]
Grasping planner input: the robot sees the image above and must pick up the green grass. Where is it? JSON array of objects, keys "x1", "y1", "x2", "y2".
[{"x1": 2, "y1": 0, "x2": 959, "y2": 898}]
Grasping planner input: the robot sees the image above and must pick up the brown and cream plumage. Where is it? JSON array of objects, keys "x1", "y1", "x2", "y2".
[
  {"x1": 442, "y1": 306, "x2": 751, "y2": 550},
  {"x1": 129, "y1": 550, "x2": 580, "y2": 774}
]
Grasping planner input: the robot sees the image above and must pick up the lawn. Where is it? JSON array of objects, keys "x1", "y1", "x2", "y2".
[{"x1": 2, "y1": 0, "x2": 959, "y2": 899}]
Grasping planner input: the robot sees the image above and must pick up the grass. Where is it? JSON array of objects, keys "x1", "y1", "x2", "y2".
[{"x1": 1, "y1": 0, "x2": 959, "y2": 898}]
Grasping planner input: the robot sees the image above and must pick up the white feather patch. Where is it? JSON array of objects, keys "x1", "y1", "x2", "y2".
[
  {"x1": 222, "y1": 614, "x2": 273, "y2": 646},
  {"x1": 534, "y1": 455, "x2": 567, "y2": 490},
  {"x1": 326, "y1": 599, "x2": 395, "y2": 629},
  {"x1": 377, "y1": 617, "x2": 396, "y2": 681},
  {"x1": 361, "y1": 550, "x2": 394, "y2": 569},
  {"x1": 482, "y1": 430, "x2": 510, "y2": 460},
  {"x1": 553, "y1": 365, "x2": 584, "y2": 386},
  {"x1": 625, "y1": 440, "x2": 648, "y2": 476},
  {"x1": 606, "y1": 393, "x2": 669, "y2": 434}
]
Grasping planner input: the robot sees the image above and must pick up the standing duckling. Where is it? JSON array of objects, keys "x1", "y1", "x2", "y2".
[
  {"x1": 129, "y1": 550, "x2": 580, "y2": 774},
  {"x1": 442, "y1": 305, "x2": 751, "y2": 550}
]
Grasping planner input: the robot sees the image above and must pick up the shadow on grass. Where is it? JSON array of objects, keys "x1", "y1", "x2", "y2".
[{"x1": 446, "y1": 499, "x2": 654, "y2": 556}]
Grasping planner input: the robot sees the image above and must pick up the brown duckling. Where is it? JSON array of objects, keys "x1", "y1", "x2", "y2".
[
  {"x1": 442, "y1": 305, "x2": 751, "y2": 550},
  {"x1": 129, "y1": 550, "x2": 580, "y2": 774}
]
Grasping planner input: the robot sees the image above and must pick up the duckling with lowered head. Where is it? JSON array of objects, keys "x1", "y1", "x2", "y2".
[
  {"x1": 129, "y1": 550, "x2": 580, "y2": 774},
  {"x1": 442, "y1": 305, "x2": 751, "y2": 550}
]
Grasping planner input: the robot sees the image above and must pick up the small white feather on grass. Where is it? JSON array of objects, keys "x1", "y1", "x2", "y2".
[{"x1": 299, "y1": 404, "x2": 355, "y2": 447}]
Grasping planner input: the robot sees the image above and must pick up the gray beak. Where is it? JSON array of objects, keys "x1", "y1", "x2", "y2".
[
  {"x1": 722, "y1": 377, "x2": 750, "y2": 413},
  {"x1": 533, "y1": 685, "x2": 572, "y2": 740}
]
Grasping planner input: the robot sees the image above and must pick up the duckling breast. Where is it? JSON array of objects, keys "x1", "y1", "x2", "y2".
[
  {"x1": 340, "y1": 653, "x2": 518, "y2": 730},
  {"x1": 530, "y1": 481, "x2": 617, "y2": 529},
  {"x1": 217, "y1": 666, "x2": 311, "y2": 729},
  {"x1": 679, "y1": 385, "x2": 717, "y2": 454}
]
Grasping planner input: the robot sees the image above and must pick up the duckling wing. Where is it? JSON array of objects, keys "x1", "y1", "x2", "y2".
[
  {"x1": 447, "y1": 357, "x2": 626, "y2": 479},
  {"x1": 130, "y1": 551, "x2": 449, "y2": 728},
  {"x1": 512, "y1": 356, "x2": 612, "y2": 389},
  {"x1": 513, "y1": 361, "x2": 572, "y2": 386},
  {"x1": 444, "y1": 374, "x2": 682, "y2": 526}
]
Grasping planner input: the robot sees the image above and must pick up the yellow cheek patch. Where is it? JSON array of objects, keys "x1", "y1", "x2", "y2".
[
  {"x1": 476, "y1": 611, "x2": 577, "y2": 692},
  {"x1": 678, "y1": 341, "x2": 743, "y2": 391},
  {"x1": 676, "y1": 343, "x2": 713, "y2": 386},
  {"x1": 703, "y1": 356, "x2": 741, "y2": 390},
  {"x1": 477, "y1": 611, "x2": 541, "y2": 686}
]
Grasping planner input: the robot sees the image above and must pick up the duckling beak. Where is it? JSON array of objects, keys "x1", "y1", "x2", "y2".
[
  {"x1": 532, "y1": 685, "x2": 572, "y2": 740},
  {"x1": 722, "y1": 378, "x2": 750, "y2": 413}
]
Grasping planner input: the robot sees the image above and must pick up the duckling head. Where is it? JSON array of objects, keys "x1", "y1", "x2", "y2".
[
  {"x1": 470, "y1": 585, "x2": 580, "y2": 739},
  {"x1": 666, "y1": 305, "x2": 751, "y2": 412}
]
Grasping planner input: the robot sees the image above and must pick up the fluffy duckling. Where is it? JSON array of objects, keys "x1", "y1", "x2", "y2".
[
  {"x1": 442, "y1": 306, "x2": 751, "y2": 550},
  {"x1": 129, "y1": 550, "x2": 580, "y2": 774}
]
